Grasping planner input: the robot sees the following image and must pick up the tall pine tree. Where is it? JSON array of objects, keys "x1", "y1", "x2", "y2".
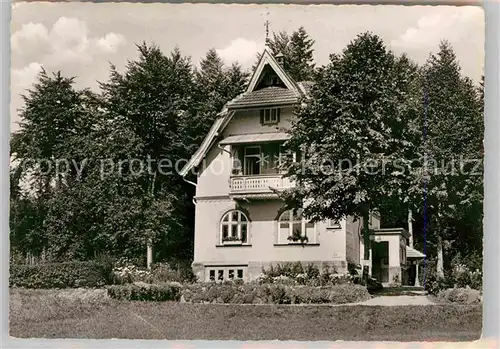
[{"x1": 418, "y1": 41, "x2": 483, "y2": 277}]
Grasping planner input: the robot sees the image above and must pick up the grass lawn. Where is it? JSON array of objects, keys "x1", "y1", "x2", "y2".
[{"x1": 9, "y1": 288, "x2": 482, "y2": 341}]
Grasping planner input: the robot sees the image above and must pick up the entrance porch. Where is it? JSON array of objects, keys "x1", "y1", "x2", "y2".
[
  {"x1": 365, "y1": 228, "x2": 411, "y2": 286},
  {"x1": 406, "y1": 246, "x2": 426, "y2": 286}
]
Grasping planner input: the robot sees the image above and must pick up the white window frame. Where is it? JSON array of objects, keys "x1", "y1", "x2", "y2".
[
  {"x1": 231, "y1": 148, "x2": 243, "y2": 175},
  {"x1": 220, "y1": 210, "x2": 249, "y2": 245},
  {"x1": 243, "y1": 146, "x2": 261, "y2": 176},
  {"x1": 261, "y1": 108, "x2": 280, "y2": 125},
  {"x1": 206, "y1": 267, "x2": 247, "y2": 282},
  {"x1": 277, "y1": 209, "x2": 316, "y2": 244}
]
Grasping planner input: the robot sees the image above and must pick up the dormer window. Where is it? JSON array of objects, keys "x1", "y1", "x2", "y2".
[{"x1": 260, "y1": 108, "x2": 281, "y2": 125}]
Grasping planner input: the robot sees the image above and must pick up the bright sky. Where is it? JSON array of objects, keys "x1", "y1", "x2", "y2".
[{"x1": 10, "y1": 3, "x2": 484, "y2": 132}]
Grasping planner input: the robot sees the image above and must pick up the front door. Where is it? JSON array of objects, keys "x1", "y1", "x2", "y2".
[{"x1": 372, "y1": 241, "x2": 389, "y2": 283}]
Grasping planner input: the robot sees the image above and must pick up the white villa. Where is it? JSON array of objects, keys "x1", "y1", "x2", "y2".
[{"x1": 179, "y1": 47, "x2": 425, "y2": 286}]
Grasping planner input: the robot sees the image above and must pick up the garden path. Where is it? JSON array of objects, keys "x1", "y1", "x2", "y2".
[{"x1": 348, "y1": 295, "x2": 435, "y2": 306}]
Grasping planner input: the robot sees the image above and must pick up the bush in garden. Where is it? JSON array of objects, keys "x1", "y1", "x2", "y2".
[
  {"x1": 423, "y1": 255, "x2": 482, "y2": 295},
  {"x1": 179, "y1": 281, "x2": 370, "y2": 305},
  {"x1": 107, "y1": 281, "x2": 182, "y2": 301},
  {"x1": 448, "y1": 253, "x2": 482, "y2": 291},
  {"x1": 436, "y1": 287, "x2": 482, "y2": 305},
  {"x1": 150, "y1": 262, "x2": 196, "y2": 283},
  {"x1": 324, "y1": 284, "x2": 372, "y2": 304},
  {"x1": 9, "y1": 261, "x2": 113, "y2": 289}
]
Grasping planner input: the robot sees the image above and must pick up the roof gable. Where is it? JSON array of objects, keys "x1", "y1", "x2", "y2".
[
  {"x1": 246, "y1": 47, "x2": 299, "y2": 94},
  {"x1": 180, "y1": 49, "x2": 306, "y2": 177}
]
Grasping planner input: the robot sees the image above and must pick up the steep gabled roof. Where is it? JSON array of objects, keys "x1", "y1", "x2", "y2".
[
  {"x1": 246, "y1": 47, "x2": 300, "y2": 95},
  {"x1": 178, "y1": 107, "x2": 234, "y2": 177},
  {"x1": 227, "y1": 86, "x2": 298, "y2": 108},
  {"x1": 179, "y1": 48, "x2": 305, "y2": 177}
]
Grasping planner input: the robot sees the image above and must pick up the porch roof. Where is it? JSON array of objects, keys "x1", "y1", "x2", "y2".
[
  {"x1": 373, "y1": 227, "x2": 411, "y2": 238},
  {"x1": 406, "y1": 246, "x2": 426, "y2": 259},
  {"x1": 219, "y1": 132, "x2": 290, "y2": 145}
]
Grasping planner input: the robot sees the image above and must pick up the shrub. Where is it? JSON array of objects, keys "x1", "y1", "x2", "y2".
[
  {"x1": 150, "y1": 262, "x2": 196, "y2": 283},
  {"x1": 107, "y1": 282, "x2": 182, "y2": 301},
  {"x1": 436, "y1": 287, "x2": 482, "y2": 305},
  {"x1": 9, "y1": 261, "x2": 113, "y2": 289},
  {"x1": 180, "y1": 281, "x2": 370, "y2": 305},
  {"x1": 422, "y1": 255, "x2": 482, "y2": 295},
  {"x1": 448, "y1": 254, "x2": 482, "y2": 291}
]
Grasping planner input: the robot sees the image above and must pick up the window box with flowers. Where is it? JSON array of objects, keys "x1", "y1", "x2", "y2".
[
  {"x1": 221, "y1": 235, "x2": 243, "y2": 245},
  {"x1": 287, "y1": 228, "x2": 309, "y2": 245},
  {"x1": 277, "y1": 208, "x2": 318, "y2": 246}
]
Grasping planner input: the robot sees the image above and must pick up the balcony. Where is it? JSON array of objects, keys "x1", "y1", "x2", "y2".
[{"x1": 229, "y1": 174, "x2": 292, "y2": 198}]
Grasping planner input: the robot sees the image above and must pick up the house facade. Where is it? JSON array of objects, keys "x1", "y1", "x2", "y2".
[{"x1": 180, "y1": 48, "x2": 424, "y2": 285}]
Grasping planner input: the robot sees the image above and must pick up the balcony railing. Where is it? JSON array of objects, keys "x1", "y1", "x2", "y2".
[{"x1": 229, "y1": 174, "x2": 292, "y2": 195}]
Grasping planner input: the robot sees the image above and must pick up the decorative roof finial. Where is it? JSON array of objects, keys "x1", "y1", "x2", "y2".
[{"x1": 264, "y1": 8, "x2": 270, "y2": 47}]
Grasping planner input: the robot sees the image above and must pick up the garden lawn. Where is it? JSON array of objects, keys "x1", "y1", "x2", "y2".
[{"x1": 9, "y1": 288, "x2": 481, "y2": 341}]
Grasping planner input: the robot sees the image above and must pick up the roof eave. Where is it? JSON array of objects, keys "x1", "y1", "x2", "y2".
[
  {"x1": 227, "y1": 99, "x2": 298, "y2": 109},
  {"x1": 179, "y1": 110, "x2": 234, "y2": 177}
]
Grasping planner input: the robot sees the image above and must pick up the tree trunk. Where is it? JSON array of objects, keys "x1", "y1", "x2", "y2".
[
  {"x1": 362, "y1": 207, "x2": 371, "y2": 283},
  {"x1": 436, "y1": 235, "x2": 444, "y2": 279},
  {"x1": 146, "y1": 171, "x2": 157, "y2": 270},
  {"x1": 408, "y1": 209, "x2": 414, "y2": 248},
  {"x1": 147, "y1": 242, "x2": 153, "y2": 270}
]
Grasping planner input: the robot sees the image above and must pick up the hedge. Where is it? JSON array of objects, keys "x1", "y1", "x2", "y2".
[
  {"x1": 181, "y1": 282, "x2": 371, "y2": 305},
  {"x1": 10, "y1": 261, "x2": 113, "y2": 289},
  {"x1": 107, "y1": 282, "x2": 182, "y2": 301}
]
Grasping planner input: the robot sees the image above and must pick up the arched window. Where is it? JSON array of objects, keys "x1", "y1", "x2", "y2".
[
  {"x1": 220, "y1": 210, "x2": 249, "y2": 244},
  {"x1": 278, "y1": 208, "x2": 315, "y2": 244}
]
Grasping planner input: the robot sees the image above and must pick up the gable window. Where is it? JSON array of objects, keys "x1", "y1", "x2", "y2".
[
  {"x1": 220, "y1": 210, "x2": 249, "y2": 244},
  {"x1": 260, "y1": 108, "x2": 281, "y2": 125},
  {"x1": 278, "y1": 208, "x2": 316, "y2": 244}
]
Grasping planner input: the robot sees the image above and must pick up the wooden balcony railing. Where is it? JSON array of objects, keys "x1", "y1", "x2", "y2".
[{"x1": 229, "y1": 174, "x2": 292, "y2": 195}]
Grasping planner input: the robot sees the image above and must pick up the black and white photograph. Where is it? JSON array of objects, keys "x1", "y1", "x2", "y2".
[{"x1": 8, "y1": 2, "x2": 485, "y2": 342}]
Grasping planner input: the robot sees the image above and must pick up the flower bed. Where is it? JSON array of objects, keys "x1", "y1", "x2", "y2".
[
  {"x1": 180, "y1": 281, "x2": 371, "y2": 305},
  {"x1": 112, "y1": 259, "x2": 195, "y2": 284},
  {"x1": 256, "y1": 261, "x2": 358, "y2": 287}
]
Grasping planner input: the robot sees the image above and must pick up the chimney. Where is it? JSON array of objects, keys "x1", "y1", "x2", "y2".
[{"x1": 275, "y1": 52, "x2": 285, "y2": 68}]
